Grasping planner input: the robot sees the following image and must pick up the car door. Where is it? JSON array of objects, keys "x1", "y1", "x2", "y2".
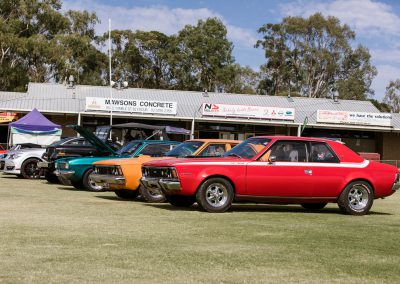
[
  {"x1": 307, "y1": 141, "x2": 345, "y2": 198},
  {"x1": 246, "y1": 140, "x2": 315, "y2": 197}
]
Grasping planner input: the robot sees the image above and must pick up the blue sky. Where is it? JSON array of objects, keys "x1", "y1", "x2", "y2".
[{"x1": 64, "y1": 0, "x2": 400, "y2": 101}]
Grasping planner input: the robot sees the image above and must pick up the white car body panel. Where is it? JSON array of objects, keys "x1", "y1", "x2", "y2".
[{"x1": 2, "y1": 148, "x2": 45, "y2": 175}]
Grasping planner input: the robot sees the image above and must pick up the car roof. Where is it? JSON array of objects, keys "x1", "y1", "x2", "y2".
[
  {"x1": 253, "y1": 136, "x2": 339, "y2": 143},
  {"x1": 189, "y1": 139, "x2": 240, "y2": 143}
]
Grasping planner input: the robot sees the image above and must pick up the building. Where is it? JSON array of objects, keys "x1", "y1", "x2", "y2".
[{"x1": 1, "y1": 82, "x2": 400, "y2": 161}]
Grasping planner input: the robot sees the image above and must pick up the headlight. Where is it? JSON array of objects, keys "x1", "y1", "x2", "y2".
[{"x1": 9, "y1": 154, "x2": 21, "y2": 159}]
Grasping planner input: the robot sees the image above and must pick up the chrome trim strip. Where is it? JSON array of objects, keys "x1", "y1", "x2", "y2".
[{"x1": 235, "y1": 194, "x2": 337, "y2": 200}]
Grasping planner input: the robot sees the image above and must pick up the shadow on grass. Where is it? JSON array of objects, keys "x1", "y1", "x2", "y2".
[
  {"x1": 95, "y1": 196, "x2": 145, "y2": 202},
  {"x1": 57, "y1": 186, "x2": 86, "y2": 192},
  {"x1": 144, "y1": 203, "x2": 392, "y2": 215}
]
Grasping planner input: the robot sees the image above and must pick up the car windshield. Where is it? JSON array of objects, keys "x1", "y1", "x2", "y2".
[
  {"x1": 117, "y1": 141, "x2": 142, "y2": 155},
  {"x1": 165, "y1": 141, "x2": 204, "y2": 157},
  {"x1": 224, "y1": 138, "x2": 270, "y2": 159}
]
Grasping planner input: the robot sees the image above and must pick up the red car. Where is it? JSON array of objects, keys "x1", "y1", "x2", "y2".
[
  {"x1": 141, "y1": 136, "x2": 399, "y2": 215},
  {"x1": 0, "y1": 145, "x2": 7, "y2": 155}
]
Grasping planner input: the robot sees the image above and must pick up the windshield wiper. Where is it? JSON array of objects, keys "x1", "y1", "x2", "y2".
[{"x1": 226, "y1": 153, "x2": 242, "y2": 159}]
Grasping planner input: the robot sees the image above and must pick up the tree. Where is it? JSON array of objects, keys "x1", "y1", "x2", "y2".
[
  {"x1": 383, "y1": 79, "x2": 400, "y2": 113},
  {"x1": 170, "y1": 18, "x2": 234, "y2": 92},
  {"x1": 223, "y1": 64, "x2": 259, "y2": 94},
  {"x1": 256, "y1": 13, "x2": 376, "y2": 99}
]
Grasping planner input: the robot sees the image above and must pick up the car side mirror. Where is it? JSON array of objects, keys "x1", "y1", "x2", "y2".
[{"x1": 268, "y1": 155, "x2": 276, "y2": 164}]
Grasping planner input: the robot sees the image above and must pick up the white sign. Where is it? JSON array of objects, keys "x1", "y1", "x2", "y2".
[
  {"x1": 201, "y1": 103, "x2": 295, "y2": 120},
  {"x1": 317, "y1": 110, "x2": 392, "y2": 127},
  {"x1": 85, "y1": 97, "x2": 177, "y2": 115}
]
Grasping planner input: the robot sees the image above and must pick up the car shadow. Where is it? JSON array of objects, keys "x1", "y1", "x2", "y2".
[
  {"x1": 95, "y1": 195, "x2": 146, "y2": 202},
  {"x1": 144, "y1": 203, "x2": 392, "y2": 215},
  {"x1": 57, "y1": 186, "x2": 86, "y2": 192}
]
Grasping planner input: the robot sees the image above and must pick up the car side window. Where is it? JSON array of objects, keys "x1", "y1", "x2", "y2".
[
  {"x1": 68, "y1": 139, "x2": 86, "y2": 145},
  {"x1": 198, "y1": 144, "x2": 226, "y2": 157},
  {"x1": 261, "y1": 141, "x2": 308, "y2": 162},
  {"x1": 310, "y1": 142, "x2": 339, "y2": 163},
  {"x1": 139, "y1": 144, "x2": 174, "y2": 157}
]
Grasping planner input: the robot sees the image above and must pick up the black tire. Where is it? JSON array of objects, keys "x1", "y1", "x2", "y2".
[
  {"x1": 71, "y1": 180, "x2": 84, "y2": 190},
  {"x1": 82, "y1": 169, "x2": 103, "y2": 192},
  {"x1": 21, "y1": 158, "x2": 40, "y2": 179},
  {"x1": 141, "y1": 185, "x2": 166, "y2": 203},
  {"x1": 301, "y1": 203, "x2": 327, "y2": 211},
  {"x1": 167, "y1": 195, "x2": 196, "y2": 207},
  {"x1": 115, "y1": 189, "x2": 140, "y2": 200},
  {"x1": 196, "y1": 177, "x2": 234, "y2": 213},
  {"x1": 337, "y1": 181, "x2": 374, "y2": 215},
  {"x1": 45, "y1": 172, "x2": 60, "y2": 184}
]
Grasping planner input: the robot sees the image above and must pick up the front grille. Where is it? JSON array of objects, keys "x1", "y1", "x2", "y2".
[
  {"x1": 142, "y1": 167, "x2": 176, "y2": 179},
  {"x1": 93, "y1": 166, "x2": 122, "y2": 176}
]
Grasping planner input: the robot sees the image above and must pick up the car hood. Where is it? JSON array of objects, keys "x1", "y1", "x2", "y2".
[
  {"x1": 93, "y1": 156, "x2": 170, "y2": 166},
  {"x1": 142, "y1": 157, "x2": 247, "y2": 167},
  {"x1": 67, "y1": 125, "x2": 116, "y2": 155}
]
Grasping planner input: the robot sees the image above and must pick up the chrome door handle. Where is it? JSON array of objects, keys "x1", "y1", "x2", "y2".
[{"x1": 304, "y1": 169, "x2": 312, "y2": 175}]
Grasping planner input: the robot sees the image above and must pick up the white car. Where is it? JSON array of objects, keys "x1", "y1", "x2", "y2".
[{"x1": 2, "y1": 147, "x2": 46, "y2": 178}]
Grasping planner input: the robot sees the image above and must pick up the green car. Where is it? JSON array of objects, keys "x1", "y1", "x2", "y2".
[{"x1": 56, "y1": 126, "x2": 180, "y2": 191}]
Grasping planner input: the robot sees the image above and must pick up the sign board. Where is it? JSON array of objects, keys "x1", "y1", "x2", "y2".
[
  {"x1": 85, "y1": 97, "x2": 177, "y2": 115},
  {"x1": 0, "y1": 112, "x2": 17, "y2": 123},
  {"x1": 201, "y1": 103, "x2": 295, "y2": 121},
  {"x1": 317, "y1": 110, "x2": 392, "y2": 127}
]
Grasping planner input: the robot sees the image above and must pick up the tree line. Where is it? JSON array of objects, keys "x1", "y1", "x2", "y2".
[{"x1": 1, "y1": 0, "x2": 399, "y2": 112}]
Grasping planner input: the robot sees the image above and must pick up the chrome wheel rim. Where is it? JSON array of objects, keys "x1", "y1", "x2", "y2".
[
  {"x1": 348, "y1": 184, "x2": 369, "y2": 211},
  {"x1": 148, "y1": 188, "x2": 163, "y2": 198},
  {"x1": 205, "y1": 183, "x2": 228, "y2": 208},
  {"x1": 26, "y1": 161, "x2": 38, "y2": 178},
  {"x1": 88, "y1": 173, "x2": 103, "y2": 191}
]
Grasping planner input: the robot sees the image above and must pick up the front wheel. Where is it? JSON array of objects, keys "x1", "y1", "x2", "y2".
[
  {"x1": 301, "y1": 203, "x2": 327, "y2": 211},
  {"x1": 115, "y1": 189, "x2": 140, "y2": 200},
  {"x1": 167, "y1": 195, "x2": 195, "y2": 207},
  {"x1": 82, "y1": 169, "x2": 103, "y2": 192},
  {"x1": 338, "y1": 181, "x2": 374, "y2": 215},
  {"x1": 196, "y1": 178, "x2": 234, "y2": 213},
  {"x1": 21, "y1": 158, "x2": 40, "y2": 179},
  {"x1": 141, "y1": 186, "x2": 166, "y2": 203}
]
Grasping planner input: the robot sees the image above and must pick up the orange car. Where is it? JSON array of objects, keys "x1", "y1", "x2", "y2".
[{"x1": 91, "y1": 139, "x2": 240, "y2": 202}]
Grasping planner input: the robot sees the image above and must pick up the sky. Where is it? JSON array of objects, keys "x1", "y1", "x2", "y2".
[{"x1": 63, "y1": 0, "x2": 400, "y2": 101}]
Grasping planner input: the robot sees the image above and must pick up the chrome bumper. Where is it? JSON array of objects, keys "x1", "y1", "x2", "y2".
[
  {"x1": 91, "y1": 174, "x2": 126, "y2": 185},
  {"x1": 58, "y1": 170, "x2": 75, "y2": 179},
  {"x1": 140, "y1": 177, "x2": 181, "y2": 193}
]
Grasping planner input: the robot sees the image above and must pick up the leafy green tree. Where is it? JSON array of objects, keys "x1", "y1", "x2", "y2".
[
  {"x1": 223, "y1": 64, "x2": 259, "y2": 94},
  {"x1": 383, "y1": 79, "x2": 400, "y2": 113},
  {"x1": 170, "y1": 18, "x2": 234, "y2": 92},
  {"x1": 256, "y1": 13, "x2": 376, "y2": 99}
]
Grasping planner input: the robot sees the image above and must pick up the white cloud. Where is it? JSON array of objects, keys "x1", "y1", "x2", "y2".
[
  {"x1": 372, "y1": 65, "x2": 400, "y2": 100},
  {"x1": 62, "y1": 0, "x2": 257, "y2": 48},
  {"x1": 371, "y1": 48, "x2": 400, "y2": 63},
  {"x1": 280, "y1": 0, "x2": 400, "y2": 37}
]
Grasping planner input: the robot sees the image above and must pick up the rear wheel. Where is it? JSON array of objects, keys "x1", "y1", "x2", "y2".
[
  {"x1": 301, "y1": 203, "x2": 327, "y2": 211},
  {"x1": 21, "y1": 158, "x2": 40, "y2": 179},
  {"x1": 82, "y1": 169, "x2": 103, "y2": 192},
  {"x1": 167, "y1": 195, "x2": 195, "y2": 207},
  {"x1": 338, "y1": 181, "x2": 373, "y2": 215},
  {"x1": 196, "y1": 178, "x2": 234, "y2": 213},
  {"x1": 115, "y1": 189, "x2": 140, "y2": 200},
  {"x1": 141, "y1": 186, "x2": 166, "y2": 203}
]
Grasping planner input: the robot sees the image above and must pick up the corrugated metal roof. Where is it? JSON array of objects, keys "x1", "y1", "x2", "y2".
[{"x1": 1, "y1": 83, "x2": 398, "y2": 130}]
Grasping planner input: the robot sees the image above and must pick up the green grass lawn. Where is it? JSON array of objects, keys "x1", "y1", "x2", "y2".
[{"x1": 0, "y1": 174, "x2": 399, "y2": 283}]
